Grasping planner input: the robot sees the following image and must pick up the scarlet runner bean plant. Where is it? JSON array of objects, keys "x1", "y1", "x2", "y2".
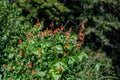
[{"x1": 1, "y1": 20, "x2": 115, "y2": 80}]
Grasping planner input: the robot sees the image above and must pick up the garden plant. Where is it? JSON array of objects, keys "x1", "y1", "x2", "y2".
[{"x1": 0, "y1": 0, "x2": 120, "y2": 80}]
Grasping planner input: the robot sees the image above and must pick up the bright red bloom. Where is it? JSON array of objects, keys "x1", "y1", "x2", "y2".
[
  {"x1": 63, "y1": 52, "x2": 67, "y2": 57},
  {"x1": 32, "y1": 70, "x2": 36, "y2": 75},
  {"x1": 36, "y1": 19, "x2": 40, "y2": 27},
  {"x1": 78, "y1": 29, "x2": 84, "y2": 44},
  {"x1": 18, "y1": 39, "x2": 23, "y2": 44},
  {"x1": 74, "y1": 43, "x2": 80, "y2": 47},
  {"x1": 53, "y1": 28, "x2": 60, "y2": 34},
  {"x1": 46, "y1": 28, "x2": 53, "y2": 34},
  {"x1": 41, "y1": 32, "x2": 46, "y2": 37},
  {"x1": 28, "y1": 33, "x2": 33, "y2": 38},
  {"x1": 27, "y1": 62, "x2": 32, "y2": 69},
  {"x1": 78, "y1": 29, "x2": 83, "y2": 36}
]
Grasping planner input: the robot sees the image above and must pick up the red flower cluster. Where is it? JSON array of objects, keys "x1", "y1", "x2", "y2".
[
  {"x1": 18, "y1": 39, "x2": 23, "y2": 44},
  {"x1": 74, "y1": 43, "x2": 80, "y2": 47},
  {"x1": 41, "y1": 32, "x2": 46, "y2": 37},
  {"x1": 45, "y1": 27, "x2": 53, "y2": 34},
  {"x1": 78, "y1": 29, "x2": 84, "y2": 44},
  {"x1": 36, "y1": 19, "x2": 40, "y2": 27},
  {"x1": 78, "y1": 21, "x2": 85, "y2": 44},
  {"x1": 27, "y1": 62, "x2": 32, "y2": 69},
  {"x1": 63, "y1": 52, "x2": 67, "y2": 57},
  {"x1": 32, "y1": 70, "x2": 36, "y2": 75},
  {"x1": 54, "y1": 28, "x2": 60, "y2": 34},
  {"x1": 28, "y1": 33, "x2": 33, "y2": 38}
]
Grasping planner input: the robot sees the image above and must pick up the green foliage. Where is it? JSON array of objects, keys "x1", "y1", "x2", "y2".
[
  {"x1": 1, "y1": 24, "x2": 115, "y2": 79},
  {"x1": 16, "y1": 0, "x2": 70, "y2": 25},
  {"x1": 0, "y1": 0, "x2": 32, "y2": 64},
  {"x1": 61, "y1": 0, "x2": 120, "y2": 48},
  {"x1": 0, "y1": 0, "x2": 119, "y2": 79}
]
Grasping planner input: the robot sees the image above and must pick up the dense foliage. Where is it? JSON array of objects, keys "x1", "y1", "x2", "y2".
[
  {"x1": 0, "y1": 0, "x2": 120, "y2": 79},
  {"x1": 1, "y1": 22, "x2": 115, "y2": 79}
]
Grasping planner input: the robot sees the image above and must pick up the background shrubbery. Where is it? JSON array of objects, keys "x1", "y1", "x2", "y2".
[{"x1": 0, "y1": 0, "x2": 120, "y2": 79}]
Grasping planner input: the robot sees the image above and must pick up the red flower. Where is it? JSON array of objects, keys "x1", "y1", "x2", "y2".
[
  {"x1": 60, "y1": 26, "x2": 64, "y2": 30},
  {"x1": 28, "y1": 33, "x2": 33, "y2": 38},
  {"x1": 36, "y1": 19, "x2": 40, "y2": 27},
  {"x1": 50, "y1": 23, "x2": 54, "y2": 28},
  {"x1": 41, "y1": 32, "x2": 46, "y2": 37},
  {"x1": 63, "y1": 52, "x2": 67, "y2": 57},
  {"x1": 27, "y1": 62, "x2": 32, "y2": 69},
  {"x1": 9, "y1": 78, "x2": 12, "y2": 80},
  {"x1": 64, "y1": 32, "x2": 70, "y2": 39},
  {"x1": 53, "y1": 28, "x2": 60, "y2": 34},
  {"x1": 74, "y1": 43, "x2": 80, "y2": 47},
  {"x1": 32, "y1": 70, "x2": 36, "y2": 75},
  {"x1": 46, "y1": 29, "x2": 52, "y2": 34},
  {"x1": 78, "y1": 29, "x2": 84, "y2": 44},
  {"x1": 18, "y1": 39, "x2": 23, "y2": 44},
  {"x1": 9, "y1": 67, "x2": 13, "y2": 72},
  {"x1": 3, "y1": 64, "x2": 7, "y2": 69},
  {"x1": 78, "y1": 29, "x2": 83, "y2": 36}
]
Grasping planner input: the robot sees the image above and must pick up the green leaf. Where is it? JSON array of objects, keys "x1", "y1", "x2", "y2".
[
  {"x1": 67, "y1": 44, "x2": 73, "y2": 50},
  {"x1": 53, "y1": 74, "x2": 61, "y2": 80},
  {"x1": 78, "y1": 51, "x2": 89, "y2": 61},
  {"x1": 95, "y1": 63, "x2": 101, "y2": 71},
  {"x1": 37, "y1": 71, "x2": 46, "y2": 77},
  {"x1": 78, "y1": 53, "x2": 84, "y2": 61},
  {"x1": 71, "y1": 33, "x2": 78, "y2": 40},
  {"x1": 68, "y1": 57, "x2": 76, "y2": 65},
  {"x1": 0, "y1": 75, "x2": 2, "y2": 80},
  {"x1": 55, "y1": 45, "x2": 63, "y2": 51}
]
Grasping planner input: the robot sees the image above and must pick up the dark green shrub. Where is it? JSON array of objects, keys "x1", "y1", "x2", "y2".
[
  {"x1": 15, "y1": 0, "x2": 70, "y2": 26},
  {"x1": 60, "y1": 0, "x2": 120, "y2": 49}
]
